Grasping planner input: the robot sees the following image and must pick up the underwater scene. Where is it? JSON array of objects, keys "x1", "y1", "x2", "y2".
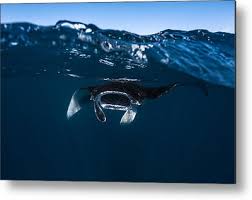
[{"x1": 1, "y1": 2, "x2": 235, "y2": 183}]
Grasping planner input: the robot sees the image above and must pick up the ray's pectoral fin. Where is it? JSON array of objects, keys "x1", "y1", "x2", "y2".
[
  {"x1": 94, "y1": 102, "x2": 106, "y2": 122},
  {"x1": 143, "y1": 83, "x2": 178, "y2": 99},
  {"x1": 120, "y1": 107, "x2": 137, "y2": 125},
  {"x1": 67, "y1": 88, "x2": 90, "y2": 119},
  {"x1": 144, "y1": 82, "x2": 208, "y2": 99}
]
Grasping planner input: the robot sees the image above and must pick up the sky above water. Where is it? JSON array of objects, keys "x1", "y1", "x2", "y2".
[{"x1": 1, "y1": 1, "x2": 235, "y2": 34}]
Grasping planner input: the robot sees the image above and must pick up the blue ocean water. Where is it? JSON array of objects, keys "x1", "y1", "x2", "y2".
[{"x1": 1, "y1": 21, "x2": 235, "y2": 183}]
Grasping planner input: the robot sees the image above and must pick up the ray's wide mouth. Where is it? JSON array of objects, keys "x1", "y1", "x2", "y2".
[{"x1": 99, "y1": 92, "x2": 131, "y2": 108}]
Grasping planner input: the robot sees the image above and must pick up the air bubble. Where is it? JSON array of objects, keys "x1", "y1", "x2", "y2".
[
  {"x1": 101, "y1": 41, "x2": 113, "y2": 52},
  {"x1": 85, "y1": 28, "x2": 92, "y2": 33},
  {"x1": 10, "y1": 42, "x2": 18, "y2": 46}
]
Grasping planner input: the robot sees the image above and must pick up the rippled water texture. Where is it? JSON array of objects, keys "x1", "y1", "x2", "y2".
[{"x1": 1, "y1": 20, "x2": 235, "y2": 87}]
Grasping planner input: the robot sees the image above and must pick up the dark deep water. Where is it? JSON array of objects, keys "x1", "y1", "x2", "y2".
[{"x1": 1, "y1": 21, "x2": 235, "y2": 183}]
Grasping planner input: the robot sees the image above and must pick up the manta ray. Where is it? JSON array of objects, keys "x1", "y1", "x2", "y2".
[{"x1": 67, "y1": 81, "x2": 208, "y2": 124}]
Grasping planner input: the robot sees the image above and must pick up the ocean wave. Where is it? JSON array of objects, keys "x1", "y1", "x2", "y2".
[{"x1": 1, "y1": 20, "x2": 235, "y2": 87}]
